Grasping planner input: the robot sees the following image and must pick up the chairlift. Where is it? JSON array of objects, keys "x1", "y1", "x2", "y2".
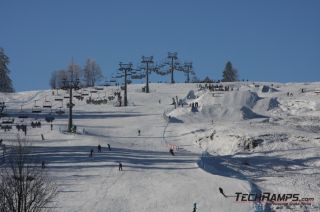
[
  {"x1": 43, "y1": 100, "x2": 52, "y2": 108},
  {"x1": 32, "y1": 100, "x2": 42, "y2": 113},
  {"x1": 18, "y1": 106, "x2": 28, "y2": 118},
  {"x1": 64, "y1": 95, "x2": 70, "y2": 99},
  {"x1": 55, "y1": 102, "x2": 65, "y2": 115},
  {"x1": 90, "y1": 90, "x2": 98, "y2": 93},
  {"x1": 56, "y1": 109, "x2": 65, "y2": 115},
  {"x1": 54, "y1": 97, "x2": 63, "y2": 101},
  {"x1": 131, "y1": 75, "x2": 142, "y2": 79},
  {"x1": 56, "y1": 104, "x2": 65, "y2": 115},
  {"x1": 18, "y1": 114, "x2": 28, "y2": 119},
  {"x1": 2, "y1": 117, "x2": 14, "y2": 124},
  {"x1": 73, "y1": 92, "x2": 81, "y2": 98},
  {"x1": 81, "y1": 90, "x2": 89, "y2": 96},
  {"x1": 32, "y1": 106, "x2": 42, "y2": 113}
]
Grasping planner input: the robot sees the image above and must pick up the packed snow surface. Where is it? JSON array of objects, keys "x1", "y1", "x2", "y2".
[{"x1": 1, "y1": 82, "x2": 319, "y2": 211}]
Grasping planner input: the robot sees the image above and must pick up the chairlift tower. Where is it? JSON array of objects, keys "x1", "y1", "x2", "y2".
[
  {"x1": 141, "y1": 56, "x2": 154, "y2": 93},
  {"x1": 118, "y1": 62, "x2": 133, "y2": 106},
  {"x1": 168, "y1": 52, "x2": 178, "y2": 83},
  {"x1": 183, "y1": 62, "x2": 193, "y2": 83},
  {"x1": 61, "y1": 59, "x2": 80, "y2": 133}
]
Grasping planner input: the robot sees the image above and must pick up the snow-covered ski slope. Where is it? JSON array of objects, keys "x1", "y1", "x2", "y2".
[{"x1": 1, "y1": 82, "x2": 319, "y2": 211}]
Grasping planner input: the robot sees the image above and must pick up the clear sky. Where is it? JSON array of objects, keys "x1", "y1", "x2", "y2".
[{"x1": 1, "y1": 0, "x2": 319, "y2": 91}]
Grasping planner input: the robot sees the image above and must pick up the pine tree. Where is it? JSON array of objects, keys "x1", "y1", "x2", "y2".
[
  {"x1": 222, "y1": 61, "x2": 238, "y2": 82},
  {"x1": 0, "y1": 48, "x2": 14, "y2": 92}
]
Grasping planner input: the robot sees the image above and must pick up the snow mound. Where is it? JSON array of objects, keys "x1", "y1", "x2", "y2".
[
  {"x1": 261, "y1": 85, "x2": 278, "y2": 93},
  {"x1": 240, "y1": 106, "x2": 268, "y2": 119},
  {"x1": 186, "y1": 90, "x2": 196, "y2": 99},
  {"x1": 267, "y1": 97, "x2": 279, "y2": 110},
  {"x1": 170, "y1": 90, "x2": 268, "y2": 122}
]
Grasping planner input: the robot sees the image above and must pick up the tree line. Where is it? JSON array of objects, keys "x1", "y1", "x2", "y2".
[
  {"x1": 0, "y1": 46, "x2": 240, "y2": 93},
  {"x1": 50, "y1": 58, "x2": 103, "y2": 89}
]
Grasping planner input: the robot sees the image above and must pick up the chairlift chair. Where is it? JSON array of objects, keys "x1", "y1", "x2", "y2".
[
  {"x1": 18, "y1": 106, "x2": 28, "y2": 118},
  {"x1": 54, "y1": 96, "x2": 63, "y2": 101},
  {"x1": 32, "y1": 100, "x2": 42, "y2": 113},
  {"x1": 2, "y1": 117, "x2": 14, "y2": 124},
  {"x1": 81, "y1": 90, "x2": 89, "y2": 96},
  {"x1": 56, "y1": 108, "x2": 65, "y2": 115},
  {"x1": 43, "y1": 101, "x2": 52, "y2": 108},
  {"x1": 32, "y1": 106, "x2": 42, "y2": 113},
  {"x1": 73, "y1": 92, "x2": 81, "y2": 98}
]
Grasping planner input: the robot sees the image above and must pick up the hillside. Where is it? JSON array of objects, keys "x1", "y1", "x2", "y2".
[{"x1": 1, "y1": 82, "x2": 319, "y2": 212}]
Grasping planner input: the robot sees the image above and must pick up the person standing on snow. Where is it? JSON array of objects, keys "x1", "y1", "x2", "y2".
[
  {"x1": 119, "y1": 162, "x2": 123, "y2": 171},
  {"x1": 107, "y1": 144, "x2": 111, "y2": 151}
]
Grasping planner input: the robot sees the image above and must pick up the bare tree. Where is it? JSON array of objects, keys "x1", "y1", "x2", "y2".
[
  {"x1": 56, "y1": 69, "x2": 68, "y2": 89},
  {"x1": 0, "y1": 138, "x2": 57, "y2": 212},
  {"x1": 83, "y1": 59, "x2": 103, "y2": 87},
  {"x1": 0, "y1": 48, "x2": 14, "y2": 92},
  {"x1": 67, "y1": 62, "x2": 82, "y2": 83}
]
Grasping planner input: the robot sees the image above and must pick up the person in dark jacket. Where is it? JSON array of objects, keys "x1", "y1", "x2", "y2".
[{"x1": 119, "y1": 162, "x2": 123, "y2": 171}]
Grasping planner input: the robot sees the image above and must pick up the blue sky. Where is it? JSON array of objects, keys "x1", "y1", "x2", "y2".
[{"x1": 1, "y1": 0, "x2": 319, "y2": 91}]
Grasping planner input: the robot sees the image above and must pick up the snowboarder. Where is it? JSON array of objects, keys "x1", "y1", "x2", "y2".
[
  {"x1": 107, "y1": 144, "x2": 111, "y2": 151},
  {"x1": 98, "y1": 144, "x2": 102, "y2": 152},
  {"x1": 90, "y1": 149, "x2": 94, "y2": 157},
  {"x1": 119, "y1": 162, "x2": 123, "y2": 171},
  {"x1": 138, "y1": 129, "x2": 141, "y2": 136}
]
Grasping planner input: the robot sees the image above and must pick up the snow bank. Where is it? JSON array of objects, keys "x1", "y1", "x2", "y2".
[{"x1": 169, "y1": 90, "x2": 268, "y2": 122}]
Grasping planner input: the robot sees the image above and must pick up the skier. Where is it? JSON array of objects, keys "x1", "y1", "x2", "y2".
[
  {"x1": 98, "y1": 144, "x2": 102, "y2": 152},
  {"x1": 119, "y1": 162, "x2": 123, "y2": 171},
  {"x1": 193, "y1": 203, "x2": 197, "y2": 212},
  {"x1": 41, "y1": 161, "x2": 45, "y2": 169},
  {"x1": 107, "y1": 144, "x2": 111, "y2": 151},
  {"x1": 169, "y1": 148, "x2": 175, "y2": 156},
  {"x1": 138, "y1": 129, "x2": 141, "y2": 136},
  {"x1": 90, "y1": 149, "x2": 94, "y2": 157}
]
